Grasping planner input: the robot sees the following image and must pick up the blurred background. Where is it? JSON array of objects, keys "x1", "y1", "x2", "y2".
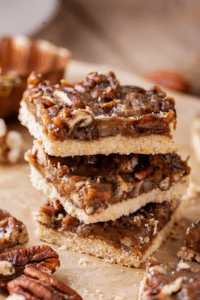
[{"x1": 1, "y1": 0, "x2": 200, "y2": 94}]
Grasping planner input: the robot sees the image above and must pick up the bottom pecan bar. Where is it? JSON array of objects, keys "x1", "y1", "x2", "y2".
[
  {"x1": 0, "y1": 209, "x2": 29, "y2": 252},
  {"x1": 178, "y1": 217, "x2": 200, "y2": 263},
  {"x1": 7, "y1": 266, "x2": 82, "y2": 300},
  {"x1": 36, "y1": 198, "x2": 181, "y2": 268},
  {"x1": 139, "y1": 258, "x2": 200, "y2": 299}
]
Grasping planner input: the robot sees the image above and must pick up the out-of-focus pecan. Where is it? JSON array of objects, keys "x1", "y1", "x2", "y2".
[
  {"x1": 0, "y1": 245, "x2": 60, "y2": 289},
  {"x1": 0, "y1": 209, "x2": 29, "y2": 252},
  {"x1": 8, "y1": 266, "x2": 82, "y2": 300},
  {"x1": 145, "y1": 69, "x2": 191, "y2": 93}
]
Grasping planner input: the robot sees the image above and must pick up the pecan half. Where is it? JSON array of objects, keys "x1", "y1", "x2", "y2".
[
  {"x1": 0, "y1": 245, "x2": 60, "y2": 289},
  {"x1": 7, "y1": 267, "x2": 82, "y2": 300},
  {"x1": 0, "y1": 209, "x2": 29, "y2": 252}
]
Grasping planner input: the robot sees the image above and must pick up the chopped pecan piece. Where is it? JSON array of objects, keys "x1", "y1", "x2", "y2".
[
  {"x1": 134, "y1": 166, "x2": 154, "y2": 180},
  {"x1": 7, "y1": 266, "x2": 82, "y2": 300},
  {"x1": 0, "y1": 209, "x2": 28, "y2": 252},
  {"x1": 0, "y1": 245, "x2": 60, "y2": 289}
]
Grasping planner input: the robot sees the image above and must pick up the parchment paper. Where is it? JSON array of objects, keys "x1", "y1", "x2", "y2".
[{"x1": 0, "y1": 61, "x2": 200, "y2": 300}]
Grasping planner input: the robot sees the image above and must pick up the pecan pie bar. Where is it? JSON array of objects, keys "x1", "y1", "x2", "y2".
[
  {"x1": 36, "y1": 199, "x2": 181, "y2": 268},
  {"x1": 19, "y1": 71, "x2": 177, "y2": 156},
  {"x1": 178, "y1": 218, "x2": 200, "y2": 263},
  {"x1": 25, "y1": 140, "x2": 190, "y2": 224},
  {"x1": 0, "y1": 209, "x2": 28, "y2": 252},
  {"x1": 139, "y1": 258, "x2": 200, "y2": 299}
]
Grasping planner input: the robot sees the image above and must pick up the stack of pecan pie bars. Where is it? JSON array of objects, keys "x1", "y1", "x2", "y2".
[{"x1": 19, "y1": 71, "x2": 190, "y2": 267}]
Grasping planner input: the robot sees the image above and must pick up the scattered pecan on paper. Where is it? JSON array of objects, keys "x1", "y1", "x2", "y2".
[{"x1": 0, "y1": 245, "x2": 60, "y2": 289}]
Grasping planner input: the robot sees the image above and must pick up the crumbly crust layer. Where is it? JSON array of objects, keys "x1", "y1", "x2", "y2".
[
  {"x1": 19, "y1": 94, "x2": 177, "y2": 157},
  {"x1": 29, "y1": 162, "x2": 189, "y2": 224},
  {"x1": 36, "y1": 203, "x2": 181, "y2": 268}
]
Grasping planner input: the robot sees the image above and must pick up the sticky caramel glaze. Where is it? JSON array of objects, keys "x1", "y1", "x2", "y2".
[
  {"x1": 185, "y1": 218, "x2": 200, "y2": 253},
  {"x1": 143, "y1": 259, "x2": 200, "y2": 299},
  {"x1": 27, "y1": 142, "x2": 190, "y2": 216},
  {"x1": 38, "y1": 199, "x2": 179, "y2": 260},
  {"x1": 23, "y1": 72, "x2": 176, "y2": 141}
]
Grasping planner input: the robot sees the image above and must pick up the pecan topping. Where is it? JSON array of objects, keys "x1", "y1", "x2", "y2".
[
  {"x1": 0, "y1": 209, "x2": 28, "y2": 252},
  {"x1": 7, "y1": 267, "x2": 82, "y2": 300},
  {"x1": 22, "y1": 71, "x2": 177, "y2": 142},
  {"x1": 0, "y1": 245, "x2": 60, "y2": 289}
]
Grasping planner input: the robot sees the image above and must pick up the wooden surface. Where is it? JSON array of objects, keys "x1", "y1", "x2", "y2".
[
  {"x1": 34, "y1": 0, "x2": 200, "y2": 95},
  {"x1": 1, "y1": 61, "x2": 200, "y2": 299}
]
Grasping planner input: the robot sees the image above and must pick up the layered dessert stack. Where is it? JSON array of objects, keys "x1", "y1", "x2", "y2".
[{"x1": 19, "y1": 71, "x2": 190, "y2": 267}]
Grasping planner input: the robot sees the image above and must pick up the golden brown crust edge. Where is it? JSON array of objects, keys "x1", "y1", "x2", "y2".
[
  {"x1": 29, "y1": 162, "x2": 189, "y2": 224},
  {"x1": 36, "y1": 205, "x2": 182, "y2": 268},
  {"x1": 19, "y1": 101, "x2": 177, "y2": 156}
]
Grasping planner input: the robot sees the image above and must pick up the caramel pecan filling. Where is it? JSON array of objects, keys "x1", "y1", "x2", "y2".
[
  {"x1": 37, "y1": 199, "x2": 179, "y2": 259},
  {"x1": 142, "y1": 258, "x2": 200, "y2": 299},
  {"x1": 185, "y1": 218, "x2": 200, "y2": 253},
  {"x1": 27, "y1": 141, "x2": 190, "y2": 216},
  {"x1": 23, "y1": 72, "x2": 176, "y2": 141}
]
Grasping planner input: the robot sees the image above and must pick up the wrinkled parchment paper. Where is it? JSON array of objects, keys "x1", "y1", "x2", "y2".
[{"x1": 0, "y1": 61, "x2": 200, "y2": 300}]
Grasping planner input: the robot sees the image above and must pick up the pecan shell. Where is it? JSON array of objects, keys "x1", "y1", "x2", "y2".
[
  {"x1": 8, "y1": 266, "x2": 82, "y2": 300},
  {"x1": 0, "y1": 245, "x2": 60, "y2": 289}
]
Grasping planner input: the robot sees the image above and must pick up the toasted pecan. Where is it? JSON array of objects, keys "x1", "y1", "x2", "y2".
[
  {"x1": 7, "y1": 266, "x2": 82, "y2": 300},
  {"x1": 0, "y1": 245, "x2": 60, "y2": 289}
]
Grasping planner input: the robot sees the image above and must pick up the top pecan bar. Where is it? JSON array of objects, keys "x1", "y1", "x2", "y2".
[{"x1": 19, "y1": 71, "x2": 177, "y2": 156}]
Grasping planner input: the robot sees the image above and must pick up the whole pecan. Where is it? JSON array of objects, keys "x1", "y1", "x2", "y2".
[
  {"x1": 0, "y1": 245, "x2": 60, "y2": 289},
  {"x1": 7, "y1": 266, "x2": 82, "y2": 300}
]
